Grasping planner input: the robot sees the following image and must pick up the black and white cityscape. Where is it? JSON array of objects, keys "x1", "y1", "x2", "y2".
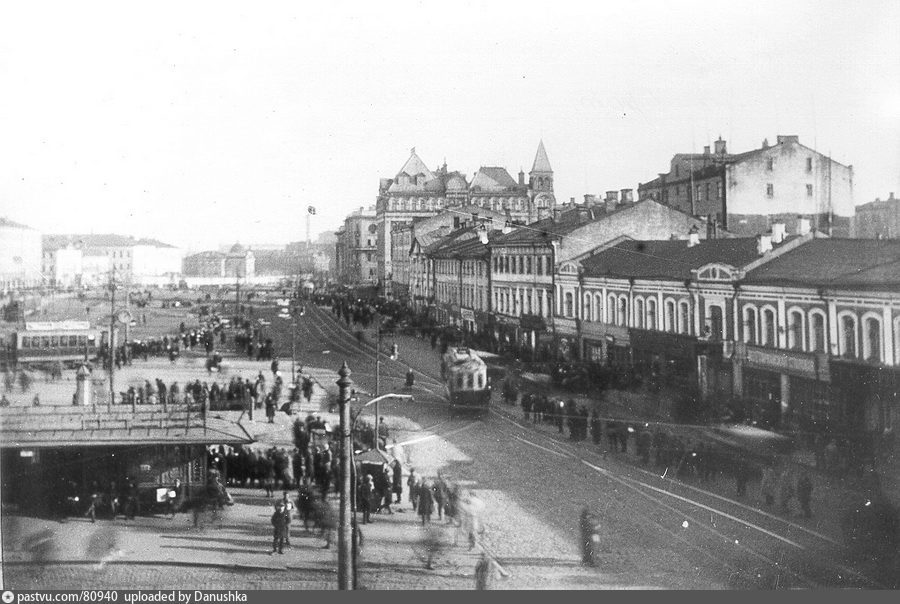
[{"x1": 2, "y1": 1, "x2": 899, "y2": 592}]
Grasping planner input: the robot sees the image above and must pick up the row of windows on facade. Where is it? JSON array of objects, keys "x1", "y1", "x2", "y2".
[
  {"x1": 492, "y1": 255, "x2": 553, "y2": 277},
  {"x1": 661, "y1": 181, "x2": 815, "y2": 202},
  {"x1": 494, "y1": 287, "x2": 551, "y2": 318},
  {"x1": 671, "y1": 156, "x2": 815, "y2": 179},
  {"x1": 387, "y1": 197, "x2": 529, "y2": 213},
  {"x1": 559, "y1": 291, "x2": 896, "y2": 364},
  {"x1": 435, "y1": 259, "x2": 488, "y2": 277},
  {"x1": 436, "y1": 283, "x2": 488, "y2": 309}
]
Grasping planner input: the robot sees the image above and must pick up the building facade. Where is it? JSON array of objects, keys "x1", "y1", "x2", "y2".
[
  {"x1": 487, "y1": 199, "x2": 709, "y2": 354},
  {"x1": 639, "y1": 135, "x2": 855, "y2": 237},
  {"x1": 855, "y1": 192, "x2": 900, "y2": 239},
  {"x1": 375, "y1": 143, "x2": 557, "y2": 294},
  {"x1": 0, "y1": 218, "x2": 42, "y2": 293},
  {"x1": 43, "y1": 234, "x2": 181, "y2": 286},
  {"x1": 336, "y1": 206, "x2": 378, "y2": 286}
]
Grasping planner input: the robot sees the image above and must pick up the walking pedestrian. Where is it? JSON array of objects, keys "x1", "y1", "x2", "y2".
[
  {"x1": 391, "y1": 459, "x2": 403, "y2": 504},
  {"x1": 418, "y1": 480, "x2": 434, "y2": 525},
  {"x1": 760, "y1": 464, "x2": 777, "y2": 507},
  {"x1": 270, "y1": 501, "x2": 287, "y2": 555},
  {"x1": 359, "y1": 475, "x2": 374, "y2": 524},
  {"x1": 408, "y1": 468, "x2": 420, "y2": 511}
]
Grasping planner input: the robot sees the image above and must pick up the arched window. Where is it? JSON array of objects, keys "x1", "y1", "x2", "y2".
[
  {"x1": 743, "y1": 305, "x2": 758, "y2": 344},
  {"x1": 583, "y1": 294, "x2": 591, "y2": 321},
  {"x1": 839, "y1": 312, "x2": 858, "y2": 358},
  {"x1": 678, "y1": 300, "x2": 691, "y2": 334},
  {"x1": 787, "y1": 308, "x2": 805, "y2": 351},
  {"x1": 607, "y1": 294, "x2": 617, "y2": 323},
  {"x1": 809, "y1": 310, "x2": 827, "y2": 353},
  {"x1": 635, "y1": 297, "x2": 645, "y2": 329},
  {"x1": 761, "y1": 307, "x2": 776, "y2": 347},
  {"x1": 595, "y1": 294, "x2": 604, "y2": 323},
  {"x1": 862, "y1": 314, "x2": 882, "y2": 362},
  {"x1": 647, "y1": 298, "x2": 658, "y2": 330},
  {"x1": 618, "y1": 296, "x2": 628, "y2": 326},
  {"x1": 564, "y1": 292, "x2": 574, "y2": 317},
  {"x1": 665, "y1": 299, "x2": 677, "y2": 332}
]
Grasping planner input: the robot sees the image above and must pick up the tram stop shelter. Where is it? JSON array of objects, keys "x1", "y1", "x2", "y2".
[{"x1": 0, "y1": 404, "x2": 254, "y2": 516}]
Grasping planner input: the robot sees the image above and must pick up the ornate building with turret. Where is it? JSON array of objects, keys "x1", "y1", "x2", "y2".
[{"x1": 375, "y1": 142, "x2": 556, "y2": 295}]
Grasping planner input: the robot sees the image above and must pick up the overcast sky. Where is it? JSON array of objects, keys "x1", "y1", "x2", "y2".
[{"x1": 2, "y1": 0, "x2": 898, "y2": 252}]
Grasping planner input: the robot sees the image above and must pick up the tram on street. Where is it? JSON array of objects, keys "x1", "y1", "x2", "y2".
[
  {"x1": 441, "y1": 347, "x2": 492, "y2": 416},
  {"x1": 9, "y1": 320, "x2": 104, "y2": 368}
]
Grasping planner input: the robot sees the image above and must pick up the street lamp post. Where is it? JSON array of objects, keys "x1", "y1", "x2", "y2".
[{"x1": 336, "y1": 362, "x2": 353, "y2": 590}]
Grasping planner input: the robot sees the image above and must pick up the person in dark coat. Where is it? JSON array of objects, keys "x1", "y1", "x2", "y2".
[
  {"x1": 270, "y1": 501, "x2": 288, "y2": 554},
  {"x1": 418, "y1": 480, "x2": 434, "y2": 525},
  {"x1": 359, "y1": 475, "x2": 374, "y2": 524},
  {"x1": 391, "y1": 459, "x2": 403, "y2": 504}
]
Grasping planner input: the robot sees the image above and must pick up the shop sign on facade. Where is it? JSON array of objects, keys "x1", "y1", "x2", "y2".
[
  {"x1": 745, "y1": 346, "x2": 816, "y2": 376},
  {"x1": 461, "y1": 308, "x2": 475, "y2": 322}
]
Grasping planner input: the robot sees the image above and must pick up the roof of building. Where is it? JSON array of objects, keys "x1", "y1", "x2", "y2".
[
  {"x1": 229, "y1": 242, "x2": 246, "y2": 254},
  {"x1": 43, "y1": 234, "x2": 176, "y2": 251},
  {"x1": 429, "y1": 228, "x2": 499, "y2": 259},
  {"x1": 580, "y1": 236, "x2": 791, "y2": 280},
  {"x1": 470, "y1": 166, "x2": 520, "y2": 191},
  {"x1": 531, "y1": 140, "x2": 552, "y2": 173},
  {"x1": 185, "y1": 250, "x2": 227, "y2": 260},
  {"x1": 742, "y1": 238, "x2": 900, "y2": 289},
  {"x1": 491, "y1": 200, "x2": 677, "y2": 245},
  {"x1": 855, "y1": 195, "x2": 899, "y2": 212},
  {"x1": 0, "y1": 217, "x2": 35, "y2": 230},
  {"x1": 0, "y1": 406, "x2": 254, "y2": 448}
]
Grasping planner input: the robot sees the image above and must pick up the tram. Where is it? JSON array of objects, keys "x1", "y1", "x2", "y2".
[
  {"x1": 441, "y1": 347, "x2": 491, "y2": 416},
  {"x1": 10, "y1": 320, "x2": 103, "y2": 368}
]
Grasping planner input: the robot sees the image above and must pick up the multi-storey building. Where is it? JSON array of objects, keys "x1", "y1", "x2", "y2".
[
  {"x1": 335, "y1": 206, "x2": 378, "y2": 286},
  {"x1": 392, "y1": 206, "x2": 505, "y2": 303},
  {"x1": 553, "y1": 227, "x2": 900, "y2": 461},
  {"x1": 639, "y1": 135, "x2": 855, "y2": 237},
  {"x1": 182, "y1": 244, "x2": 255, "y2": 279},
  {"x1": 0, "y1": 217, "x2": 43, "y2": 292},
  {"x1": 855, "y1": 192, "x2": 900, "y2": 239},
  {"x1": 375, "y1": 143, "x2": 557, "y2": 294},
  {"x1": 426, "y1": 225, "x2": 497, "y2": 332},
  {"x1": 43, "y1": 234, "x2": 181, "y2": 286},
  {"x1": 487, "y1": 197, "x2": 709, "y2": 353}
]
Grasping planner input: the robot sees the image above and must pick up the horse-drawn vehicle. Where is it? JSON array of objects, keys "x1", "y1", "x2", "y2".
[{"x1": 441, "y1": 347, "x2": 491, "y2": 417}]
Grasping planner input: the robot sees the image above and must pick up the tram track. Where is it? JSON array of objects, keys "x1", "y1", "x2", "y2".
[{"x1": 490, "y1": 409, "x2": 884, "y2": 589}]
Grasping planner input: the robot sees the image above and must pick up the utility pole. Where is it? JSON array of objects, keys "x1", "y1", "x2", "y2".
[
  {"x1": 108, "y1": 269, "x2": 116, "y2": 408},
  {"x1": 374, "y1": 314, "x2": 381, "y2": 448},
  {"x1": 336, "y1": 362, "x2": 354, "y2": 590}
]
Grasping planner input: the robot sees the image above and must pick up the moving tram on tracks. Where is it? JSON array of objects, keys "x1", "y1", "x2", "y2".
[{"x1": 441, "y1": 347, "x2": 491, "y2": 416}]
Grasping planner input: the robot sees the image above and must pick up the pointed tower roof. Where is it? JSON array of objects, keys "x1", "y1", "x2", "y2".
[
  {"x1": 531, "y1": 140, "x2": 552, "y2": 173},
  {"x1": 396, "y1": 147, "x2": 435, "y2": 181}
]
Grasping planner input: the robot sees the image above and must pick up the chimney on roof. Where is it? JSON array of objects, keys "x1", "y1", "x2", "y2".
[
  {"x1": 771, "y1": 221, "x2": 786, "y2": 244},
  {"x1": 890, "y1": 192, "x2": 896, "y2": 200},
  {"x1": 688, "y1": 225, "x2": 701, "y2": 247},
  {"x1": 761, "y1": 138, "x2": 769, "y2": 149},
  {"x1": 757, "y1": 233, "x2": 773, "y2": 255},
  {"x1": 577, "y1": 205, "x2": 591, "y2": 223},
  {"x1": 570, "y1": 197, "x2": 576, "y2": 205},
  {"x1": 777, "y1": 135, "x2": 799, "y2": 145},
  {"x1": 620, "y1": 189, "x2": 634, "y2": 204},
  {"x1": 703, "y1": 145, "x2": 711, "y2": 156},
  {"x1": 518, "y1": 169, "x2": 525, "y2": 186},
  {"x1": 714, "y1": 137, "x2": 727, "y2": 155},
  {"x1": 706, "y1": 215, "x2": 719, "y2": 240},
  {"x1": 552, "y1": 208, "x2": 563, "y2": 223},
  {"x1": 796, "y1": 216, "x2": 811, "y2": 236},
  {"x1": 604, "y1": 195, "x2": 617, "y2": 214}
]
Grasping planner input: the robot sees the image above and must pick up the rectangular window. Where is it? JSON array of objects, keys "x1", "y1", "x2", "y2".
[
  {"x1": 806, "y1": 184, "x2": 813, "y2": 197},
  {"x1": 767, "y1": 158, "x2": 774, "y2": 171},
  {"x1": 766, "y1": 183, "x2": 774, "y2": 197},
  {"x1": 526, "y1": 256, "x2": 531, "y2": 274},
  {"x1": 716, "y1": 181, "x2": 723, "y2": 199},
  {"x1": 806, "y1": 157, "x2": 813, "y2": 172},
  {"x1": 696, "y1": 185, "x2": 702, "y2": 201}
]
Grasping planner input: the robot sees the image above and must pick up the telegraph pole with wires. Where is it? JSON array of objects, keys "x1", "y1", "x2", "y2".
[{"x1": 108, "y1": 268, "x2": 117, "y2": 408}]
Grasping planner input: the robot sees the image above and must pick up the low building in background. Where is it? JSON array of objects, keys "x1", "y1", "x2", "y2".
[
  {"x1": 855, "y1": 192, "x2": 900, "y2": 239},
  {"x1": 42, "y1": 234, "x2": 182, "y2": 287},
  {"x1": 0, "y1": 217, "x2": 43, "y2": 293}
]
